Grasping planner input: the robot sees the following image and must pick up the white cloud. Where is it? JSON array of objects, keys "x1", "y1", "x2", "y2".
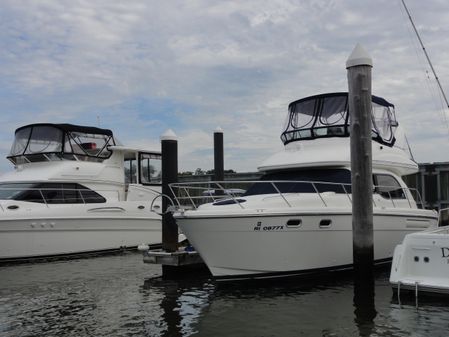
[{"x1": 1, "y1": 0, "x2": 449, "y2": 174}]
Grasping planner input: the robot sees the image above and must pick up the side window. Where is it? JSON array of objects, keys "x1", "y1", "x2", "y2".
[
  {"x1": 124, "y1": 158, "x2": 137, "y2": 184},
  {"x1": 76, "y1": 184, "x2": 106, "y2": 203},
  {"x1": 139, "y1": 153, "x2": 161, "y2": 185},
  {"x1": 1, "y1": 183, "x2": 105, "y2": 204},
  {"x1": 16, "y1": 183, "x2": 62, "y2": 204},
  {"x1": 62, "y1": 183, "x2": 82, "y2": 204},
  {"x1": 374, "y1": 174, "x2": 405, "y2": 199},
  {"x1": 44, "y1": 183, "x2": 105, "y2": 204},
  {"x1": 41, "y1": 183, "x2": 64, "y2": 204},
  {"x1": 16, "y1": 189, "x2": 45, "y2": 203}
]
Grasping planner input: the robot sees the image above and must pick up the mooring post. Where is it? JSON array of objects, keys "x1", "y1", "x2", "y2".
[
  {"x1": 214, "y1": 127, "x2": 224, "y2": 191},
  {"x1": 161, "y1": 129, "x2": 178, "y2": 254},
  {"x1": 346, "y1": 43, "x2": 374, "y2": 277},
  {"x1": 347, "y1": 43, "x2": 377, "y2": 335}
]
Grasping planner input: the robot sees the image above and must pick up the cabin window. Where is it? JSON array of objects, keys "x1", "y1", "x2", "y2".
[
  {"x1": 124, "y1": 158, "x2": 137, "y2": 184},
  {"x1": 0, "y1": 183, "x2": 106, "y2": 204},
  {"x1": 139, "y1": 153, "x2": 161, "y2": 185},
  {"x1": 374, "y1": 174, "x2": 405, "y2": 199},
  {"x1": 244, "y1": 169, "x2": 351, "y2": 196}
]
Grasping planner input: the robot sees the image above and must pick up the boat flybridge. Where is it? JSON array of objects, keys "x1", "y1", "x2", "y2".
[
  {"x1": 0, "y1": 123, "x2": 164, "y2": 261},
  {"x1": 170, "y1": 92, "x2": 439, "y2": 281}
]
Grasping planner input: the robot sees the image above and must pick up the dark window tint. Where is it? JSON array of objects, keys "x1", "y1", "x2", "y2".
[
  {"x1": 0, "y1": 183, "x2": 106, "y2": 204},
  {"x1": 244, "y1": 169, "x2": 351, "y2": 196},
  {"x1": 79, "y1": 186, "x2": 106, "y2": 203}
]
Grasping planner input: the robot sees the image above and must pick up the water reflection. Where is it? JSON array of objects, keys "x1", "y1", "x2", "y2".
[
  {"x1": 194, "y1": 277, "x2": 360, "y2": 337},
  {"x1": 142, "y1": 277, "x2": 213, "y2": 337},
  {"x1": 1, "y1": 254, "x2": 449, "y2": 337},
  {"x1": 353, "y1": 275, "x2": 377, "y2": 337}
]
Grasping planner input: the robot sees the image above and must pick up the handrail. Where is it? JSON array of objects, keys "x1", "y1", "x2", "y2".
[
  {"x1": 126, "y1": 183, "x2": 161, "y2": 196},
  {"x1": 78, "y1": 189, "x2": 86, "y2": 204},
  {"x1": 311, "y1": 182, "x2": 327, "y2": 207},
  {"x1": 168, "y1": 180, "x2": 422, "y2": 211},
  {"x1": 270, "y1": 181, "x2": 292, "y2": 208}
]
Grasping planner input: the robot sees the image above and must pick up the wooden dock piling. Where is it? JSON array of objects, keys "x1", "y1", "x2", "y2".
[{"x1": 346, "y1": 43, "x2": 374, "y2": 277}]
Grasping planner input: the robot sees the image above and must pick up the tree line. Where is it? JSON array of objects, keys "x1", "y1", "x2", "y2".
[{"x1": 179, "y1": 168, "x2": 236, "y2": 176}]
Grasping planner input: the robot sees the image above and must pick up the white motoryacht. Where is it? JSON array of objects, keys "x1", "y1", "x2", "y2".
[
  {"x1": 0, "y1": 123, "x2": 163, "y2": 261},
  {"x1": 171, "y1": 92, "x2": 438, "y2": 280}
]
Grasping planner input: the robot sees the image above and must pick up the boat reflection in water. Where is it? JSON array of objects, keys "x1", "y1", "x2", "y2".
[{"x1": 2, "y1": 254, "x2": 449, "y2": 336}]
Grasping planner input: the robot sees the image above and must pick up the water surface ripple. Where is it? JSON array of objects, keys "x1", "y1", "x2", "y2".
[{"x1": 1, "y1": 252, "x2": 448, "y2": 336}]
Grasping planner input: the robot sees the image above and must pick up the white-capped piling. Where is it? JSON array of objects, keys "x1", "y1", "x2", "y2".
[
  {"x1": 160, "y1": 129, "x2": 178, "y2": 253},
  {"x1": 214, "y1": 127, "x2": 224, "y2": 189},
  {"x1": 143, "y1": 129, "x2": 208, "y2": 278},
  {"x1": 346, "y1": 43, "x2": 374, "y2": 275}
]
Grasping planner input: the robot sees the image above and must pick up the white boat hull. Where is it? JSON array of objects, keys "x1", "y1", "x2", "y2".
[
  {"x1": 390, "y1": 226, "x2": 449, "y2": 294},
  {"x1": 0, "y1": 202, "x2": 161, "y2": 260},
  {"x1": 175, "y1": 210, "x2": 437, "y2": 280}
]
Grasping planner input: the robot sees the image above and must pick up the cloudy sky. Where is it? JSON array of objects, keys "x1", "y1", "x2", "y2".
[{"x1": 1, "y1": 0, "x2": 449, "y2": 174}]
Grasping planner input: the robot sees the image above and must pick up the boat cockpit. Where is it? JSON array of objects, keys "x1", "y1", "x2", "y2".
[
  {"x1": 7, "y1": 123, "x2": 116, "y2": 165},
  {"x1": 280, "y1": 92, "x2": 398, "y2": 146}
]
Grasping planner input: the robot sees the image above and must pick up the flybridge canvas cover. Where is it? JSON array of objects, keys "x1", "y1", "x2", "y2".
[
  {"x1": 281, "y1": 92, "x2": 397, "y2": 146},
  {"x1": 8, "y1": 123, "x2": 116, "y2": 164}
]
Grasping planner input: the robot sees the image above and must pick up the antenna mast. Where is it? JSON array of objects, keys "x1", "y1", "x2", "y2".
[{"x1": 401, "y1": 0, "x2": 449, "y2": 110}]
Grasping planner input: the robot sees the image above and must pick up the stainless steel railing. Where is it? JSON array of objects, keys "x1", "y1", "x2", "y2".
[{"x1": 169, "y1": 180, "x2": 424, "y2": 210}]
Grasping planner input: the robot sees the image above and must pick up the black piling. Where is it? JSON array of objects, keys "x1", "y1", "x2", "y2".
[
  {"x1": 346, "y1": 44, "x2": 374, "y2": 278},
  {"x1": 155, "y1": 129, "x2": 209, "y2": 279},
  {"x1": 213, "y1": 127, "x2": 224, "y2": 182},
  {"x1": 161, "y1": 129, "x2": 178, "y2": 254}
]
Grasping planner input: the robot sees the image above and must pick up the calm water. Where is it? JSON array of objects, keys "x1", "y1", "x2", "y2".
[{"x1": 0, "y1": 252, "x2": 448, "y2": 337}]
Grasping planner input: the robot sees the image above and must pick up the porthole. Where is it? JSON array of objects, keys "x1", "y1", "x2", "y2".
[
  {"x1": 286, "y1": 219, "x2": 302, "y2": 227},
  {"x1": 414, "y1": 256, "x2": 419, "y2": 262},
  {"x1": 424, "y1": 257, "x2": 429, "y2": 263},
  {"x1": 7, "y1": 205, "x2": 19, "y2": 210},
  {"x1": 319, "y1": 219, "x2": 332, "y2": 228}
]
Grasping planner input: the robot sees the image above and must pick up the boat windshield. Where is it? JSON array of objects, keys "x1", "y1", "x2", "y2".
[
  {"x1": 280, "y1": 92, "x2": 397, "y2": 146},
  {"x1": 8, "y1": 124, "x2": 116, "y2": 165},
  {"x1": 244, "y1": 168, "x2": 352, "y2": 196}
]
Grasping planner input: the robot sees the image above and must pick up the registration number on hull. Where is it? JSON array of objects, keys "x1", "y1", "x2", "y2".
[{"x1": 253, "y1": 221, "x2": 284, "y2": 231}]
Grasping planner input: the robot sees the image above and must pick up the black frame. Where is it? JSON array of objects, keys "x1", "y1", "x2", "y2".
[
  {"x1": 7, "y1": 123, "x2": 116, "y2": 164},
  {"x1": 138, "y1": 152, "x2": 162, "y2": 186},
  {"x1": 281, "y1": 92, "x2": 396, "y2": 146}
]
